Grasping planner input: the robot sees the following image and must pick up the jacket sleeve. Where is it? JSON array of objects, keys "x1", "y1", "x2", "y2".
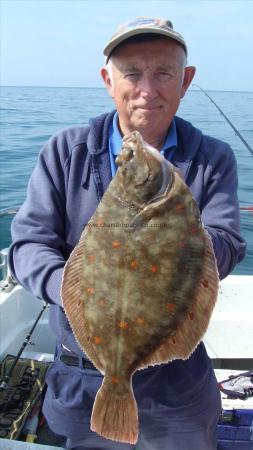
[
  {"x1": 200, "y1": 141, "x2": 246, "y2": 280},
  {"x1": 8, "y1": 133, "x2": 70, "y2": 306}
]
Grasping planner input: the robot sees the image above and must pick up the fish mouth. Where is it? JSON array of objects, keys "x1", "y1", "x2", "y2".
[{"x1": 116, "y1": 132, "x2": 141, "y2": 167}]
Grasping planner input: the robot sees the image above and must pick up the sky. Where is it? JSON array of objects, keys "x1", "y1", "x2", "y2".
[{"x1": 1, "y1": 0, "x2": 253, "y2": 91}]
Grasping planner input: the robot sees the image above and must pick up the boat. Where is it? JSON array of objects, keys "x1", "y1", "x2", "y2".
[{"x1": 0, "y1": 207, "x2": 252, "y2": 450}]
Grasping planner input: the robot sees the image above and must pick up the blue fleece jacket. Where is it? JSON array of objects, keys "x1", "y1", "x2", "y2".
[{"x1": 9, "y1": 112, "x2": 246, "y2": 374}]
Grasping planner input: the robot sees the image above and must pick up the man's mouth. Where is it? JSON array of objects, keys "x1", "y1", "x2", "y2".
[{"x1": 134, "y1": 105, "x2": 162, "y2": 111}]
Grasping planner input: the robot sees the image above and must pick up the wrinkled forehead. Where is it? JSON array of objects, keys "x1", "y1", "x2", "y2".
[
  {"x1": 109, "y1": 38, "x2": 186, "y2": 70},
  {"x1": 114, "y1": 58, "x2": 181, "y2": 73}
]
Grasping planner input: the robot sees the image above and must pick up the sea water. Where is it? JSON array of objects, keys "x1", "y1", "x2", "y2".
[{"x1": 0, "y1": 86, "x2": 252, "y2": 274}]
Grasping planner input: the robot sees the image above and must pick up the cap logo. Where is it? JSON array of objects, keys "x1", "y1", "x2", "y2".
[
  {"x1": 129, "y1": 18, "x2": 157, "y2": 27},
  {"x1": 120, "y1": 17, "x2": 173, "y2": 32}
]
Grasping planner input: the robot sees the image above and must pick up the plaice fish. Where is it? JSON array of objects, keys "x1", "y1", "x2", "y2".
[{"x1": 61, "y1": 131, "x2": 219, "y2": 444}]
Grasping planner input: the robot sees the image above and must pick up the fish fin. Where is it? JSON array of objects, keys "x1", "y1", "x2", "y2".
[
  {"x1": 139, "y1": 230, "x2": 219, "y2": 367},
  {"x1": 61, "y1": 230, "x2": 104, "y2": 372},
  {"x1": 91, "y1": 375, "x2": 138, "y2": 444}
]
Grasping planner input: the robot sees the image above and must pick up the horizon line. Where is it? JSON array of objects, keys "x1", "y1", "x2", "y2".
[{"x1": 1, "y1": 84, "x2": 253, "y2": 94}]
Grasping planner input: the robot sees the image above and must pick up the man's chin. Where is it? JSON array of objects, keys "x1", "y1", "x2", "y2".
[{"x1": 130, "y1": 116, "x2": 157, "y2": 132}]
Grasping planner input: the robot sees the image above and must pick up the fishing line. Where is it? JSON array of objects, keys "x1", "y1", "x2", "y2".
[
  {"x1": 193, "y1": 84, "x2": 253, "y2": 214},
  {"x1": 193, "y1": 84, "x2": 253, "y2": 157}
]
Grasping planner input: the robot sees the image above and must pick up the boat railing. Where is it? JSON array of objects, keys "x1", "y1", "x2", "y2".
[
  {"x1": 0, "y1": 206, "x2": 20, "y2": 293},
  {"x1": 0, "y1": 247, "x2": 17, "y2": 293}
]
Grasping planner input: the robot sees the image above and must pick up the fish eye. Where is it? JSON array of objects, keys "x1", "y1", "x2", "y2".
[
  {"x1": 116, "y1": 146, "x2": 134, "y2": 166},
  {"x1": 124, "y1": 147, "x2": 134, "y2": 159}
]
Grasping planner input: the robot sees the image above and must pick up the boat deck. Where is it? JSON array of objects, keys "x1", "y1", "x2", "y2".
[
  {"x1": 0, "y1": 278, "x2": 252, "y2": 449},
  {"x1": 0, "y1": 439, "x2": 64, "y2": 450}
]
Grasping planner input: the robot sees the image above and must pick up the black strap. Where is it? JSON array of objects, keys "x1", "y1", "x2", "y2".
[{"x1": 60, "y1": 355, "x2": 97, "y2": 371}]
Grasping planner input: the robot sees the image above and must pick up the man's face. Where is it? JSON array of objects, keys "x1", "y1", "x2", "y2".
[{"x1": 101, "y1": 38, "x2": 195, "y2": 143}]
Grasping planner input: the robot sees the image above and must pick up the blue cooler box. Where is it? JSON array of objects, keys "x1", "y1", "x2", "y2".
[{"x1": 217, "y1": 408, "x2": 253, "y2": 450}]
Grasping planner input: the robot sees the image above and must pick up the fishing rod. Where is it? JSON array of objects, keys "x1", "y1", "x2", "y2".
[
  {"x1": 0, "y1": 206, "x2": 20, "y2": 218},
  {"x1": 240, "y1": 207, "x2": 253, "y2": 215},
  {"x1": 0, "y1": 302, "x2": 48, "y2": 391},
  {"x1": 193, "y1": 84, "x2": 253, "y2": 157}
]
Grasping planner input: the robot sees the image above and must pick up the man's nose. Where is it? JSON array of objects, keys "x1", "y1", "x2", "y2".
[{"x1": 137, "y1": 75, "x2": 157, "y2": 97}]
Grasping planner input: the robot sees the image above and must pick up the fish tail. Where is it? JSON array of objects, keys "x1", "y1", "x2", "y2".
[{"x1": 90, "y1": 375, "x2": 138, "y2": 444}]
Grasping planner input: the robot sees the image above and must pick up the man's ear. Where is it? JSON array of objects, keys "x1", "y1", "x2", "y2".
[
  {"x1": 101, "y1": 67, "x2": 114, "y2": 98},
  {"x1": 180, "y1": 66, "x2": 196, "y2": 98}
]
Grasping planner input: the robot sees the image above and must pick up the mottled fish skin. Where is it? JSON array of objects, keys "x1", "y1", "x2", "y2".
[{"x1": 61, "y1": 131, "x2": 219, "y2": 443}]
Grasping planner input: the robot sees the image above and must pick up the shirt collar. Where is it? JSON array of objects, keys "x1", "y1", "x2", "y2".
[{"x1": 109, "y1": 112, "x2": 177, "y2": 156}]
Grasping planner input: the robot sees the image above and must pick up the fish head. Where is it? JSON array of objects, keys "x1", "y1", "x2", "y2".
[{"x1": 115, "y1": 131, "x2": 171, "y2": 205}]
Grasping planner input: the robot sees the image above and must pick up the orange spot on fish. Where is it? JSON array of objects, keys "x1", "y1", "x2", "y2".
[
  {"x1": 87, "y1": 254, "x2": 95, "y2": 263},
  {"x1": 175, "y1": 204, "x2": 184, "y2": 213},
  {"x1": 202, "y1": 279, "x2": 209, "y2": 288},
  {"x1": 136, "y1": 317, "x2": 145, "y2": 326},
  {"x1": 98, "y1": 299, "x2": 106, "y2": 307},
  {"x1": 189, "y1": 225, "x2": 198, "y2": 234},
  {"x1": 118, "y1": 320, "x2": 129, "y2": 329},
  {"x1": 112, "y1": 240, "x2": 121, "y2": 248},
  {"x1": 96, "y1": 218, "x2": 105, "y2": 226},
  {"x1": 166, "y1": 303, "x2": 176, "y2": 313},
  {"x1": 86, "y1": 287, "x2": 94, "y2": 295},
  {"x1": 130, "y1": 260, "x2": 138, "y2": 269},
  {"x1": 150, "y1": 264, "x2": 158, "y2": 273},
  {"x1": 111, "y1": 376, "x2": 120, "y2": 384},
  {"x1": 93, "y1": 336, "x2": 102, "y2": 345}
]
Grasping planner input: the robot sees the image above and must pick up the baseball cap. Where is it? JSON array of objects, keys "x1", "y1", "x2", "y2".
[{"x1": 103, "y1": 17, "x2": 187, "y2": 62}]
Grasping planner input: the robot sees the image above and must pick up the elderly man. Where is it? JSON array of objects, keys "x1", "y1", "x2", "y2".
[{"x1": 9, "y1": 17, "x2": 245, "y2": 450}]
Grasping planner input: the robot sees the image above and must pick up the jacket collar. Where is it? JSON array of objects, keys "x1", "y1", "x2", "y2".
[
  {"x1": 173, "y1": 116, "x2": 202, "y2": 181},
  {"x1": 84, "y1": 112, "x2": 203, "y2": 191}
]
